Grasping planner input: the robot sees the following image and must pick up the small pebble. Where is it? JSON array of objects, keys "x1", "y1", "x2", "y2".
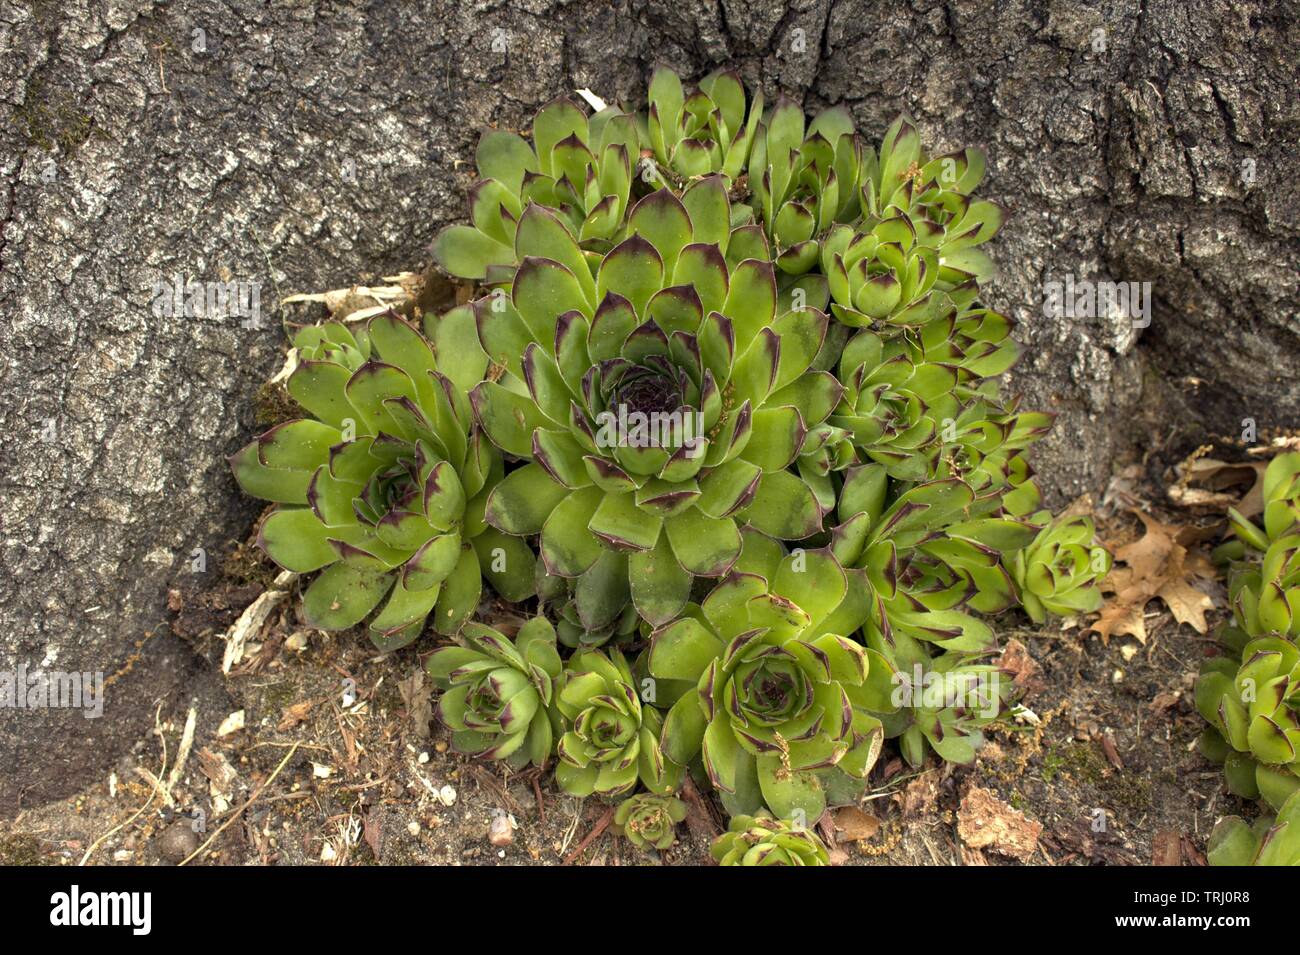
[
  {"x1": 1112, "y1": 668, "x2": 1125, "y2": 685},
  {"x1": 418, "y1": 751, "x2": 430, "y2": 764},
  {"x1": 157, "y1": 822, "x2": 199, "y2": 864},
  {"x1": 439, "y1": 784, "x2": 457, "y2": 806},
  {"x1": 488, "y1": 812, "x2": 514, "y2": 848},
  {"x1": 407, "y1": 821, "x2": 420, "y2": 837},
  {"x1": 217, "y1": 710, "x2": 245, "y2": 737}
]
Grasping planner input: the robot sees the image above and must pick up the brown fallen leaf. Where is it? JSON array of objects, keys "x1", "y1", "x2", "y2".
[
  {"x1": 680, "y1": 775, "x2": 723, "y2": 840},
  {"x1": 1149, "y1": 689, "x2": 1183, "y2": 715},
  {"x1": 1090, "y1": 592, "x2": 1148, "y2": 643},
  {"x1": 398, "y1": 670, "x2": 433, "y2": 739},
  {"x1": 1181, "y1": 835, "x2": 1208, "y2": 867},
  {"x1": 998, "y1": 639, "x2": 1043, "y2": 696},
  {"x1": 1100, "y1": 731, "x2": 1125, "y2": 771},
  {"x1": 1168, "y1": 453, "x2": 1265, "y2": 517},
  {"x1": 1088, "y1": 510, "x2": 1216, "y2": 643},
  {"x1": 957, "y1": 787, "x2": 1042, "y2": 862},
  {"x1": 1159, "y1": 574, "x2": 1215, "y2": 633},
  {"x1": 277, "y1": 699, "x2": 314, "y2": 731},
  {"x1": 832, "y1": 806, "x2": 882, "y2": 843}
]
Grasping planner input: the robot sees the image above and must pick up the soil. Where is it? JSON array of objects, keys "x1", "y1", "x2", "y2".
[{"x1": 4, "y1": 473, "x2": 1262, "y2": 870}]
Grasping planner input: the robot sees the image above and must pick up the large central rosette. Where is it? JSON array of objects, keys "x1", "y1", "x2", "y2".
[{"x1": 470, "y1": 181, "x2": 841, "y2": 627}]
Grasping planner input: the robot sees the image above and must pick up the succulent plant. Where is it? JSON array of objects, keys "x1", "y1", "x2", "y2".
[
  {"x1": 612, "y1": 792, "x2": 687, "y2": 850},
  {"x1": 1219, "y1": 452, "x2": 1300, "y2": 560},
  {"x1": 828, "y1": 467, "x2": 1046, "y2": 764},
  {"x1": 536, "y1": 555, "x2": 641, "y2": 649},
  {"x1": 859, "y1": 118, "x2": 1003, "y2": 271},
  {"x1": 779, "y1": 118, "x2": 995, "y2": 332},
  {"x1": 646, "y1": 68, "x2": 762, "y2": 182},
  {"x1": 1220, "y1": 538, "x2": 1300, "y2": 641},
  {"x1": 868, "y1": 633, "x2": 1013, "y2": 767},
  {"x1": 1210, "y1": 454, "x2": 1300, "y2": 640},
  {"x1": 1011, "y1": 515, "x2": 1112, "y2": 623},
  {"x1": 1197, "y1": 454, "x2": 1300, "y2": 806},
  {"x1": 425, "y1": 617, "x2": 562, "y2": 768},
  {"x1": 1207, "y1": 788, "x2": 1300, "y2": 866},
  {"x1": 829, "y1": 331, "x2": 962, "y2": 482},
  {"x1": 555, "y1": 647, "x2": 681, "y2": 796},
  {"x1": 1196, "y1": 634, "x2": 1300, "y2": 810},
  {"x1": 832, "y1": 468, "x2": 1037, "y2": 641},
  {"x1": 649, "y1": 541, "x2": 890, "y2": 819},
  {"x1": 432, "y1": 99, "x2": 643, "y2": 283},
  {"x1": 750, "y1": 101, "x2": 862, "y2": 276},
  {"x1": 231, "y1": 314, "x2": 534, "y2": 649},
  {"x1": 710, "y1": 813, "x2": 830, "y2": 866},
  {"x1": 471, "y1": 183, "x2": 838, "y2": 627},
  {"x1": 235, "y1": 66, "x2": 1107, "y2": 839},
  {"x1": 937, "y1": 402, "x2": 1052, "y2": 516}
]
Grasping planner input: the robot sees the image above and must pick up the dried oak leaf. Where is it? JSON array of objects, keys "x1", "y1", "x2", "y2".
[
  {"x1": 398, "y1": 670, "x2": 433, "y2": 740},
  {"x1": 1088, "y1": 511, "x2": 1216, "y2": 643}
]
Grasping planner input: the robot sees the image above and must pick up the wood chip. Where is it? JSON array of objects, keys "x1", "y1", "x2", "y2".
[
  {"x1": 196, "y1": 747, "x2": 240, "y2": 794},
  {"x1": 1101, "y1": 731, "x2": 1125, "y2": 771},
  {"x1": 221, "y1": 570, "x2": 296, "y2": 673},
  {"x1": 363, "y1": 809, "x2": 384, "y2": 861},
  {"x1": 957, "y1": 787, "x2": 1043, "y2": 862},
  {"x1": 1152, "y1": 830, "x2": 1182, "y2": 866}
]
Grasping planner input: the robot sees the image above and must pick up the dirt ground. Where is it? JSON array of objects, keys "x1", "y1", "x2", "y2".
[{"x1": 0, "y1": 449, "x2": 1269, "y2": 868}]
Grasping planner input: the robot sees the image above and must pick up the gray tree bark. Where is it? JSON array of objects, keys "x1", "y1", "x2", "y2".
[{"x1": 1, "y1": 0, "x2": 1296, "y2": 812}]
